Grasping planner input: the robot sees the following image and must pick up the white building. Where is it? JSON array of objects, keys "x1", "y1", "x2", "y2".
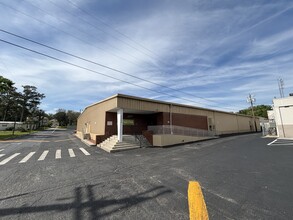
[
  {"x1": 267, "y1": 110, "x2": 275, "y2": 122},
  {"x1": 0, "y1": 121, "x2": 26, "y2": 131},
  {"x1": 273, "y1": 96, "x2": 293, "y2": 138}
]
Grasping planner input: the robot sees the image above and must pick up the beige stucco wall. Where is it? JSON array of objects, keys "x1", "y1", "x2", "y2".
[
  {"x1": 213, "y1": 112, "x2": 259, "y2": 135},
  {"x1": 213, "y1": 112, "x2": 238, "y2": 135},
  {"x1": 117, "y1": 97, "x2": 170, "y2": 112},
  {"x1": 153, "y1": 134, "x2": 212, "y2": 146},
  {"x1": 77, "y1": 94, "x2": 260, "y2": 143},
  {"x1": 117, "y1": 95, "x2": 259, "y2": 134},
  {"x1": 76, "y1": 97, "x2": 117, "y2": 141},
  {"x1": 273, "y1": 97, "x2": 293, "y2": 138},
  {"x1": 277, "y1": 125, "x2": 293, "y2": 138}
]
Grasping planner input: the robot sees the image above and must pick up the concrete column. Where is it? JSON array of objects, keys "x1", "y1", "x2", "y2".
[{"x1": 117, "y1": 109, "x2": 123, "y2": 142}]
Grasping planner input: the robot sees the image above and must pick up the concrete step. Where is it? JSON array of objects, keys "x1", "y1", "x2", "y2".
[
  {"x1": 112, "y1": 144, "x2": 140, "y2": 150},
  {"x1": 103, "y1": 139, "x2": 117, "y2": 144},
  {"x1": 109, "y1": 136, "x2": 118, "y2": 141},
  {"x1": 109, "y1": 146, "x2": 140, "y2": 153},
  {"x1": 100, "y1": 145, "x2": 112, "y2": 153},
  {"x1": 98, "y1": 135, "x2": 141, "y2": 153},
  {"x1": 100, "y1": 142, "x2": 117, "y2": 149},
  {"x1": 114, "y1": 141, "x2": 137, "y2": 146}
]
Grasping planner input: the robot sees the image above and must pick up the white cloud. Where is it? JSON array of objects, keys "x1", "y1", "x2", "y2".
[{"x1": 0, "y1": 0, "x2": 292, "y2": 113}]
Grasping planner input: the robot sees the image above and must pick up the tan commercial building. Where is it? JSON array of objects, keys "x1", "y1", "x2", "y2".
[
  {"x1": 76, "y1": 94, "x2": 260, "y2": 152},
  {"x1": 273, "y1": 96, "x2": 293, "y2": 138}
]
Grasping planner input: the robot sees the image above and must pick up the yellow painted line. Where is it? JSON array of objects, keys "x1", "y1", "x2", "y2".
[{"x1": 188, "y1": 181, "x2": 209, "y2": 220}]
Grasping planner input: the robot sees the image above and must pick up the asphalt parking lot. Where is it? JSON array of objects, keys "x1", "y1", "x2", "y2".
[{"x1": 0, "y1": 130, "x2": 292, "y2": 219}]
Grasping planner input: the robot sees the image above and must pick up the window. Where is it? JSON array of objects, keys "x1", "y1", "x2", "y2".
[{"x1": 123, "y1": 119, "x2": 134, "y2": 126}]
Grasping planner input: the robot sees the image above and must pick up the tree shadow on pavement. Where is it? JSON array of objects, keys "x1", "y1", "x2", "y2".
[{"x1": 0, "y1": 184, "x2": 172, "y2": 219}]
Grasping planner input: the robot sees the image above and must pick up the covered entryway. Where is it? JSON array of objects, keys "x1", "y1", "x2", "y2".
[{"x1": 105, "y1": 108, "x2": 158, "y2": 142}]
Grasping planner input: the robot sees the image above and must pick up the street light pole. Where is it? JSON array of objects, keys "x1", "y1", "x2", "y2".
[{"x1": 247, "y1": 94, "x2": 257, "y2": 132}]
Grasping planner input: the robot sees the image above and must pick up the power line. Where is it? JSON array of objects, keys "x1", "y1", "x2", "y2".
[
  {"x1": 46, "y1": 0, "x2": 171, "y2": 78},
  {"x1": 24, "y1": 0, "x2": 151, "y2": 66},
  {"x1": 0, "y1": 29, "x2": 240, "y2": 110},
  {"x1": 0, "y1": 2, "x2": 243, "y2": 109},
  {"x1": 0, "y1": 38, "x2": 240, "y2": 112},
  {"x1": 0, "y1": 1, "x2": 140, "y2": 67},
  {"x1": 49, "y1": 0, "x2": 180, "y2": 84},
  {"x1": 65, "y1": 0, "x2": 168, "y2": 66}
]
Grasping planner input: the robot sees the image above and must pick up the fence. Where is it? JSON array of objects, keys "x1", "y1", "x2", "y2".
[
  {"x1": 147, "y1": 125, "x2": 216, "y2": 137},
  {"x1": 261, "y1": 122, "x2": 277, "y2": 136}
]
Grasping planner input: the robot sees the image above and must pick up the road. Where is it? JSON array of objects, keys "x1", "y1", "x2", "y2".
[{"x1": 0, "y1": 130, "x2": 292, "y2": 219}]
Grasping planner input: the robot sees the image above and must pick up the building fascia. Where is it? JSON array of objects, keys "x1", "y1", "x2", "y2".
[
  {"x1": 78, "y1": 93, "x2": 258, "y2": 120},
  {"x1": 78, "y1": 94, "x2": 119, "y2": 119},
  {"x1": 115, "y1": 93, "x2": 258, "y2": 119}
]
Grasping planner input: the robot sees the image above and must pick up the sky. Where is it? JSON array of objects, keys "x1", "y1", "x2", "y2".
[{"x1": 0, "y1": 0, "x2": 293, "y2": 114}]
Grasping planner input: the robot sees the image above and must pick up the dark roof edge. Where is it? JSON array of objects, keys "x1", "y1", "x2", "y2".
[
  {"x1": 115, "y1": 94, "x2": 257, "y2": 119},
  {"x1": 80, "y1": 93, "x2": 257, "y2": 119}
]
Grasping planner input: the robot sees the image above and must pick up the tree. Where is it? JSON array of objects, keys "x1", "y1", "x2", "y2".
[
  {"x1": 46, "y1": 113, "x2": 54, "y2": 120},
  {"x1": 53, "y1": 109, "x2": 80, "y2": 126},
  {"x1": 0, "y1": 75, "x2": 14, "y2": 93},
  {"x1": 54, "y1": 109, "x2": 68, "y2": 126},
  {"x1": 35, "y1": 109, "x2": 46, "y2": 128},
  {"x1": 0, "y1": 76, "x2": 21, "y2": 121},
  {"x1": 0, "y1": 76, "x2": 46, "y2": 130},
  {"x1": 67, "y1": 110, "x2": 80, "y2": 126},
  {"x1": 1, "y1": 90, "x2": 22, "y2": 121},
  {"x1": 238, "y1": 105, "x2": 272, "y2": 118},
  {"x1": 19, "y1": 85, "x2": 45, "y2": 122}
]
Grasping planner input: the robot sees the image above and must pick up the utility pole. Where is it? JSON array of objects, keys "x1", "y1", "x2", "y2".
[
  {"x1": 278, "y1": 78, "x2": 284, "y2": 98},
  {"x1": 247, "y1": 94, "x2": 257, "y2": 132}
]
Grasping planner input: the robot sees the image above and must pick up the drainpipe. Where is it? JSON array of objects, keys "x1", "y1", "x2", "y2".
[
  {"x1": 279, "y1": 107, "x2": 286, "y2": 138},
  {"x1": 236, "y1": 114, "x2": 240, "y2": 133},
  {"x1": 213, "y1": 111, "x2": 216, "y2": 136}
]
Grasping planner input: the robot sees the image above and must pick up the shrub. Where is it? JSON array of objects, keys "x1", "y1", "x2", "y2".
[{"x1": 16, "y1": 127, "x2": 27, "y2": 132}]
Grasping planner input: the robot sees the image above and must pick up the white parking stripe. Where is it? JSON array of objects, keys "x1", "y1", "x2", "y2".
[
  {"x1": 0, "y1": 154, "x2": 5, "y2": 158},
  {"x1": 267, "y1": 139, "x2": 277, "y2": 146},
  {"x1": 0, "y1": 149, "x2": 4, "y2": 152},
  {"x1": 0, "y1": 153, "x2": 20, "y2": 165},
  {"x1": 79, "y1": 148, "x2": 90, "y2": 155},
  {"x1": 38, "y1": 150, "x2": 49, "y2": 161},
  {"x1": 274, "y1": 143, "x2": 293, "y2": 146},
  {"x1": 56, "y1": 149, "x2": 61, "y2": 159},
  {"x1": 19, "y1": 152, "x2": 36, "y2": 163},
  {"x1": 68, "y1": 149, "x2": 75, "y2": 157}
]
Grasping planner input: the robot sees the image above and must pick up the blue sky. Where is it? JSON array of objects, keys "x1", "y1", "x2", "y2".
[{"x1": 0, "y1": 0, "x2": 292, "y2": 113}]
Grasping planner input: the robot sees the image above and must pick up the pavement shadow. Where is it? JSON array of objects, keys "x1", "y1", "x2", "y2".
[{"x1": 0, "y1": 184, "x2": 172, "y2": 219}]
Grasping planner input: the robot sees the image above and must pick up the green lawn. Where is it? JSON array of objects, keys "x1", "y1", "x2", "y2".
[{"x1": 0, "y1": 131, "x2": 34, "y2": 140}]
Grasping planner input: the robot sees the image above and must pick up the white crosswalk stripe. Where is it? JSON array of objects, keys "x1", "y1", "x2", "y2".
[
  {"x1": 0, "y1": 149, "x2": 4, "y2": 152},
  {"x1": 55, "y1": 149, "x2": 61, "y2": 159},
  {"x1": 19, "y1": 152, "x2": 36, "y2": 163},
  {"x1": 68, "y1": 149, "x2": 76, "y2": 157},
  {"x1": 0, "y1": 148, "x2": 92, "y2": 165},
  {"x1": 38, "y1": 150, "x2": 49, "y2": 161},
  {"x1": 79, "y1": 148, "x2": 90, "y2": 155},
  {"x1": 0, "y1": 153, "x2": 20, "y2": 165}
]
